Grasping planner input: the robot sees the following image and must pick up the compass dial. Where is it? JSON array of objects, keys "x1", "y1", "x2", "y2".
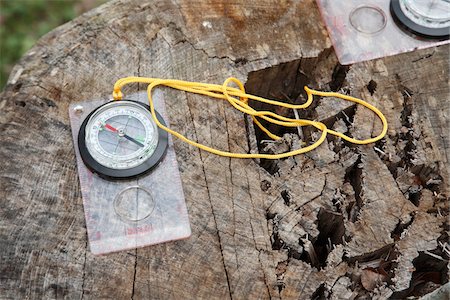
[
  {"x1": 78, "y1": 100, "x2": 168, "y2": 179},
  {"x1": 401, "y1": 0, "x2": 450, "y2": 29}
]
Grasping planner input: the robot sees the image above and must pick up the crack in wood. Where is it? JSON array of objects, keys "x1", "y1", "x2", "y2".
[
  {"x1": 184, "y1": 96, "x2": 234, "y2": 298},
  {"x1": 366, "y1": 80, "x2": 377, "y2": 96},
  {"x1": 131, "y1": 249, "x2": 138, "y2": 299},
  {"x1": 344, "y1": 154, "x2": 363, "y2": 222},
  {"x1": 329, "y1": 63, "x2": 350, "y2": 92},
  {"x1": 391, "y1": 212, "x2": 416, "y2": 241},
  {"x1": 412, "y1": 50, "x2": 435, "y2": 63},
  {"x1": 80, "y1": 237, "x2": 87, "y2": 299},
  {"x1": 372, "y1": 73, "x2": 446, "y2": 210},
  {"x1": 391, "y1": 249, "x2": 449, "y2": 298},
  {"x1": 310, "y1": 283, "x2": 326, "y2": 300}
]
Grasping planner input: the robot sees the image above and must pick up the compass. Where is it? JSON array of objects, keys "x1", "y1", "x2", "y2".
[
  {"x1": 78, "y1": 100, "x2": 168, "y2": 179},
  {"x1": 391, "y1": 0, "x2": 450, "y2": 39}
]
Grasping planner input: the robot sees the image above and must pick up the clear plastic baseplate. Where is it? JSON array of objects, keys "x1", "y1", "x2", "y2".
[
  {"x1": 69, "y1": 90, "x2": 191, "y2": 255},
  {"x1": 316, "y1": 0, "x2": 449, "y2": 65}
]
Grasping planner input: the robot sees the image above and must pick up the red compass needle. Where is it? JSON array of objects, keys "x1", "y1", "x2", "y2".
[
  {"x1": 104, "y1": 123, "x2": 144, "y2": 148},
  {"x1": 104, "y1": 123, "x2": 118, "y2": 132}
]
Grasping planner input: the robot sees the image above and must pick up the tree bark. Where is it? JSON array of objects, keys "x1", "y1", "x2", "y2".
[{"x1": 0, "y1": 0, "x2": 448, "y2": 299}]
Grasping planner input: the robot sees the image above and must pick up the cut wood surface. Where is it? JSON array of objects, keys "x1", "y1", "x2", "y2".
[{"x1": 0, "y1": 0, "x2": 448, "y2": 299}]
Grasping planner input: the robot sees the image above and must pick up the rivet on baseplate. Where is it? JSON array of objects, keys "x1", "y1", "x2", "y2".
[{"x1": 73, "y1": 105, "x2": 84, "y2": 113}]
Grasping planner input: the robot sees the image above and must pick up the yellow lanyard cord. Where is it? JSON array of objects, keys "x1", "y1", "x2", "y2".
[{"x1": 112, "y1": 77, "x2": 388, "y2": 159}]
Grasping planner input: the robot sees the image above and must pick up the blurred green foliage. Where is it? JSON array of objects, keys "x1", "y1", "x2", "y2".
[{"x1": 0, "y1": 0, "x2": 106, "y2": 90}]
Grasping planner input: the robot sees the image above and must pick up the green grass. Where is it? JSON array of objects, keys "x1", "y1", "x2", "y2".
[{"x1": 0, "y1": 0, "x2": 106, "y2": 90}]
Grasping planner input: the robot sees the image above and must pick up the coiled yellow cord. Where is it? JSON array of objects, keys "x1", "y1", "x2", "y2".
[{"x1": 112, "y1": 77, "x2": 388, "y2": 159}]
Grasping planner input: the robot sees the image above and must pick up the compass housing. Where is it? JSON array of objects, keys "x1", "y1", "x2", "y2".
[
  {"x1": 78, "y1": 100, "x2": 168, "y2": 180},
  {"x1": 390, "y1": 0, "x2": 450, "y2": 39}
]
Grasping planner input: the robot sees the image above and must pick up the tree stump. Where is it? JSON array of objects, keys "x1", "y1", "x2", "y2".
[{"x1": 1, "y1": 0, "x2": 448, "y2": 299}]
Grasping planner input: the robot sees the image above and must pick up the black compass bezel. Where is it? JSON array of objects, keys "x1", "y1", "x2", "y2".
[{"x1": 78, "y1": 100, "x2": 168, "y2": 180}]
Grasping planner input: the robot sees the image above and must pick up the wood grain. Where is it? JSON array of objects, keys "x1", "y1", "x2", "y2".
[{"x1": 0, "y1": 0, "x2": 448, "y2": 299}]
